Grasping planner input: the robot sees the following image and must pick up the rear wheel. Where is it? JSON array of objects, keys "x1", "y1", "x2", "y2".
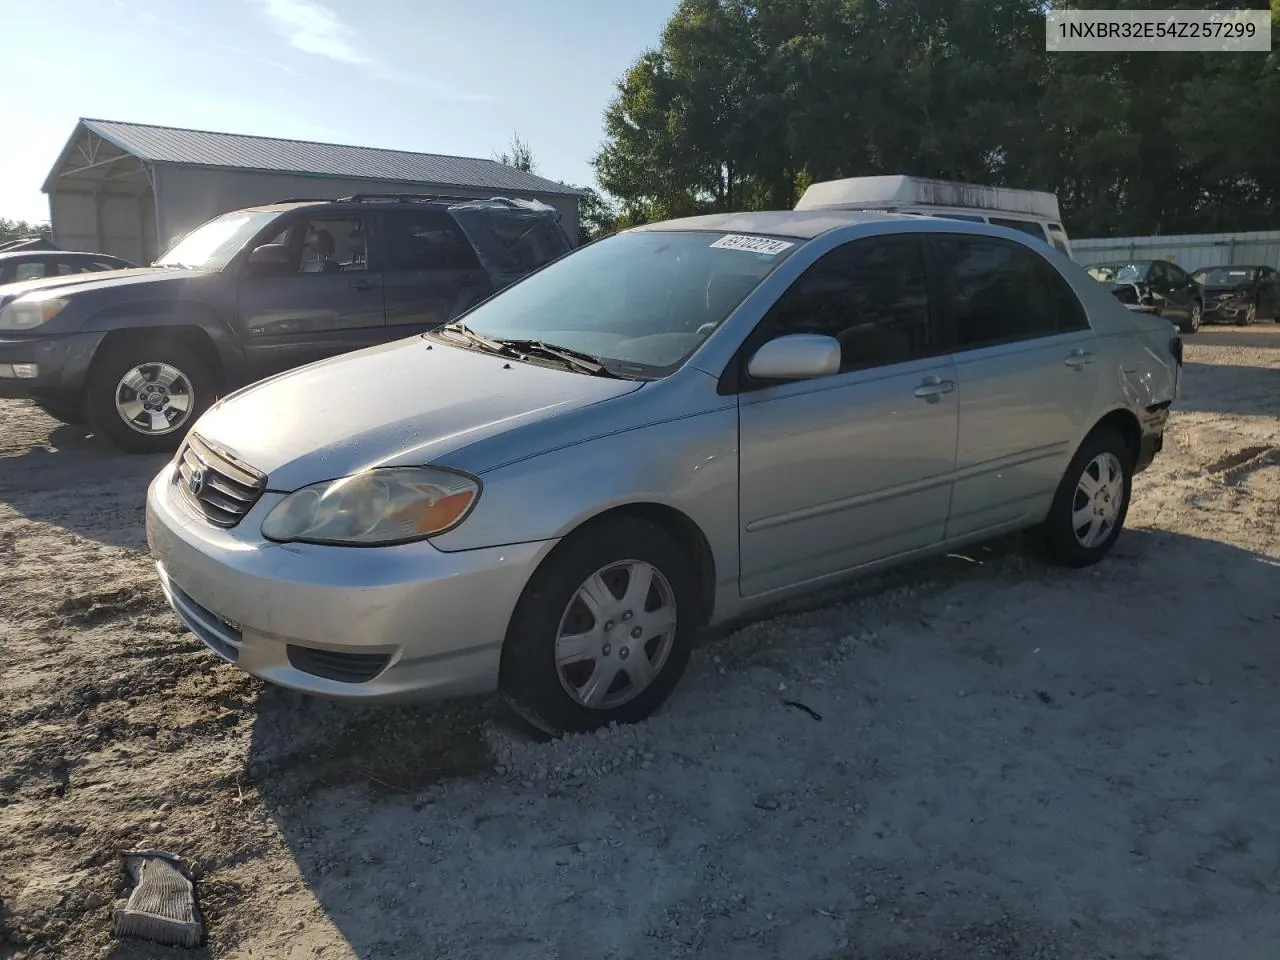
[
  {"x1": 85, "y1": 339, "x2": 217, "y2": 454},
  {"x1": 500, "y1": 516, "x2": 698, "y2": 734},
  {"x1": 1032, "y1": 427, "x2": 1133, "y2": 567}
]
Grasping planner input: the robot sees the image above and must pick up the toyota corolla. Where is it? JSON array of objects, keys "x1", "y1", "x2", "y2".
[{"x1": 146, "y1": 211, "x2": 1180, "y2": 733}]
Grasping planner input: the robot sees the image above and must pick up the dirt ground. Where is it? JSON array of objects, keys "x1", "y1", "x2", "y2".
[{"x1": 1, "y1": 325, "x2": 1278, "y2": 960}]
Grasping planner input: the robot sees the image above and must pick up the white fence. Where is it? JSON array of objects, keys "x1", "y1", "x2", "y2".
[{"x1": 1072, "y1": 230, "x2": 1280, "y2": 270}]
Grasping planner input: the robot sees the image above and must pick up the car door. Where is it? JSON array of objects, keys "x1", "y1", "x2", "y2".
[
  {"x1": 736, "y1": 235, "x2": 959, "y2": 598},
  {"x1": 236, "y1": 212, "x2": 387, "y2": 377},
  {"x1": 1165, "y1": 261, "x2": 1199, "y2": 320},
  {"x1": 928, "y1": 233, "x2": 1101, "y2": 538},
  {"x1": 379, "y1": 209, "x2": 492, "y2": 334}
]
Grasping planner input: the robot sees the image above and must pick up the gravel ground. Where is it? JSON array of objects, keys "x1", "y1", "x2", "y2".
[{"x1": 1, "y1": 324, "x2": 1279, "y2": 960}]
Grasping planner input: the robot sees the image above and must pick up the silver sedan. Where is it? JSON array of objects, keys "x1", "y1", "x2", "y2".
[{"x1": 146, "y1": 211, "x2": 1181, "y2": 733}]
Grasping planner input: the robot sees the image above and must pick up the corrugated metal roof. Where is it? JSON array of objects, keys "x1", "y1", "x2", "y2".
[{"x1": 78, "y1": 118, "x2": 581, "y2": 197}]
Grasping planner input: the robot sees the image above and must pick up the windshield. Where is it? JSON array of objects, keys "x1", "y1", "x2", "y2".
[
  {"x1": 155, "y1": 209, "x2": 283, "y2": 270},
  {"x1": 444, "y1": 230, "x2": 799, "y2": 376},
  {"x1": 1087, "y1": 262, "x2": 1150, "y2": 283},
  {"x1": 1192, "y1": 266, "x2": 1257, "y2": 286}
]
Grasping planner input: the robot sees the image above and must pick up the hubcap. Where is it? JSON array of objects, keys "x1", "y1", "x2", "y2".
[
  {"x1": 1191, "y1": 305, "x2": 1201, "y2": 330},
  {"x1": 554, "y1": 559, "x2": 678, "y2": 710},
  {"x1": 114, "y1": 363, "x2": 195, "y2": 436},
  {"x1": 1071, "y1": 452, "x2": 1124, "y2": 548}
]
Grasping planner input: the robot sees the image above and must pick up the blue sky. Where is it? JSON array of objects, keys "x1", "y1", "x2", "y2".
[{"x1": 3, "y1": 0, "x2": 676, "y2": 223}]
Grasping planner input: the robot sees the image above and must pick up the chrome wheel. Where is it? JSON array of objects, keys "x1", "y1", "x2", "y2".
[
  {"x1": 1189, "y1": 303, "x2": 1202, "y2": 331},
  {"x1": 1072, "y1": 452, "x2": 1124, "y2": 548},
  {"x1": 1244, "y1": 304, "x2": 1257, "y2": 326},
  {"x1": 114, "y1": 363, "x2": 195, "y2": 436},
  {"x1": 555, "y1": 560, "x2": 677, "y2": 710}
]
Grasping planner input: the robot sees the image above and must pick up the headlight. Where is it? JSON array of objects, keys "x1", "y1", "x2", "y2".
[
  {"x1": 261, "y1": 467, "x2": 480, "y2": 545},
  {"x1": 0, "y1": 296, "x2": 69, "y2": 331}
]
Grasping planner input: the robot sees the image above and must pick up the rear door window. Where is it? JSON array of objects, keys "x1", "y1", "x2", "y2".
[
  {"x1": 381, "y1": 211, "x2": 481, "y2": 271},
  {"x1": 931, "y1": 234, "x2": 1087, "y2": 349}
]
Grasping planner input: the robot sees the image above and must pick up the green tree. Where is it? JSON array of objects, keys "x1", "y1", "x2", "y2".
[
  {"x1": 494, "y1": 131, "x2": 537, "y2": 173},
  {"x1": 0, "y1": 218, "x2": 52, "y2": 245},
  {"x1": 594, "y1": 0, "x2": 1280, "y2": 237}
]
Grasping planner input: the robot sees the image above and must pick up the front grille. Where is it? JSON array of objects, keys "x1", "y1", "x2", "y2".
[
  {"x1": 286, "y1": 646, "x2": 391, "y2": 684},
  {"x1": 175, "y1": 434, "x2": 266, "y2": 528}
]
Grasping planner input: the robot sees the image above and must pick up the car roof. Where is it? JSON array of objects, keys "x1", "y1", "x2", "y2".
[
  {"x1": 0, "y1": 250, "x2": 119, "y2": 262},
  {"x1": 631, "y1": 209, "x2": 942, "y2": 241},
  {"x1": 1194, "y1": 263, "x2": 1264, "y2": 270}
]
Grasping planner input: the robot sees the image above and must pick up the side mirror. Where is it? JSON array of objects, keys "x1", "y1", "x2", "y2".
[
  {"x1": 245, "y1": 243, "x2": 291, "y2": 275},
  {"x1": 747, "y1": 333, "x2": 841, "y2": 381}
]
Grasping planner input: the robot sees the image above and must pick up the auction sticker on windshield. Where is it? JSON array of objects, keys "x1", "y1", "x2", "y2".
[{"x1": 710, "y1": 235, "x2": 795, "y2": 255}]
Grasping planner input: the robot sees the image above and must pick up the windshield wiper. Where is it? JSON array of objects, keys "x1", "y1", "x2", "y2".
[
  {"x1": 437, "y1": 321, "x2": 506, "y2": 353},
  {"x1": 494, "y1": 339, "x2": 613, "y2": 376}
]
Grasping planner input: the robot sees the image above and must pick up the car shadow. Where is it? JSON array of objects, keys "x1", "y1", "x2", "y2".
[
  {"x1": 0, "y1": 410, "x2": 170, "y2": 551},
  {"x1": 1174, "y1": 361, "x2": 1279, "y2": 417},
  {"x1": 238, "y1": 526, "x2": 1280, "y2": 959}
]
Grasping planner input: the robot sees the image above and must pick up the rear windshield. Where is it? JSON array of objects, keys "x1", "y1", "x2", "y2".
[{"x1": 451, "y1": 230, "x2": 799, "y2": 377}]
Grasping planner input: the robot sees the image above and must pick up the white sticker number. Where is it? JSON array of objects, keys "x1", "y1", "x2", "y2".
[{"x1": 709, "y1": 234, "x2": 795, "y2": 256}]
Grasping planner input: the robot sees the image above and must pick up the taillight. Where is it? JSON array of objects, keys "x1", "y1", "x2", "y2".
[{"x1": 1170, "y1": 336, "x2": 1183, "y2": 366}]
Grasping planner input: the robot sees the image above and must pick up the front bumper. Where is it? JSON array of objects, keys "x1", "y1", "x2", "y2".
[
  {"x1": 146, "y1": 462, "x2": 554, "y2": 702},
  {"x1": 1203, "y1": 299, "x2": 1251, "y2": 323},
  {"x1": 0, "y1": 332, "x2": 103, "y2": 399}
]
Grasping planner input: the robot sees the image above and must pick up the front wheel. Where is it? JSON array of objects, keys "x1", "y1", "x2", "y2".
[
  {"x1": 84, "y1": 339, "x2": 217, "y2": 454},
  {"x1": 500, "y1": 516, "x2": 698, "y2": 734},
  {"x1": 1032, "y1": 427, "x2": 1133, "y2": 567},
  {"x1": 1179, "y1": 301, "x2": 1202, "y2": 334},
  {"x1": 1236, "y1": 303, "x2": 1257, "y2": 327}
]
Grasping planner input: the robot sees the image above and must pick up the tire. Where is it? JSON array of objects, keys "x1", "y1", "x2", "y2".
[
  {"x1": 84, "y1": 338, "x2": 217, "y2": 454},
  {"x1": 1032, "y1": 427, "x2": 1134, "y2": 568},
  {"x1": 1179, "y1": 301, "x2": 1202, "y2": 334},
  {"x1": 499, "y1": 515, "x2": 699, "y2": 734},
  {"x1": 1236, "y1": 303, "x2": 1257, "y2": 327},
  {"x1": 32, "y1": 398, "x2": 86, "y2": 425}
]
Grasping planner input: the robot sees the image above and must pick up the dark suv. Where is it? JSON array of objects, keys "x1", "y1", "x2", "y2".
[{"x1": 0, "y1": 195, "x2": 572, "y2": 452}]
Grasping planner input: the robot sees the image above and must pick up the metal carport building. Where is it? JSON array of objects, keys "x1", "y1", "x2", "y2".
[{"x1": 42, "y1": 118, "x2": 582, "y2": 264}]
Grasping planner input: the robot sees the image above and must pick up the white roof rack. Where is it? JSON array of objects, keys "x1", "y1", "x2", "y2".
[{"x1": 795, "y1": 175, "x2": 1062, "y2": 222}]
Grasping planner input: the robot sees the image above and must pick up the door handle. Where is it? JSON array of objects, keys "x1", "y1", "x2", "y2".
[
  {"x1": 913, "y1": 376, "x2": 956, "y2": 400},
  {"x1": 1064, "y1": 348, "x2": 1094, "y2": 368},
  {"x1": 350, "y1": 277, "x2": 378, "y2": 292}
]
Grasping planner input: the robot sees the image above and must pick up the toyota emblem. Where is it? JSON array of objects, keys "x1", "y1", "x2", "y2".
[{"x1": 188, "y1": 467, "x2": 206, "y2": 498}]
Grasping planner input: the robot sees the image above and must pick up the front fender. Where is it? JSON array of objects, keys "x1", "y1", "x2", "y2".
[
  {"x1": 429, "y1": 405, "x2": 741, "y2": 590},
  {"x1": 82, "y1": 299, "x2": 247, "y2": 382}
]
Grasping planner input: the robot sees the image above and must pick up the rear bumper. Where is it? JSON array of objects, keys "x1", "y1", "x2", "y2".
[
  {"x1": 1135, "y1": 404, "x2": 1171, "y2": 474},
  {"x1": 0, "y1": 332, "x2": 103, "y2": 400}
]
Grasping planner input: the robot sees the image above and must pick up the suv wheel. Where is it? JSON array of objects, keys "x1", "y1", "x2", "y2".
[
  {"x1": 1236, "y1": 303, "x2": 1257, "y2": 327},
  {"x1": 1032, "y1": 427, "x2": 1133, "y2": 567},
  {"x1": 500, "y1": 516, "x2": 697, "y2": 734},
  {"x1": 85, "y1": 339, "x2": 216, "y2": 454}
]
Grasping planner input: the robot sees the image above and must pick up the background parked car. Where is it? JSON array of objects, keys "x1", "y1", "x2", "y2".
[
  {"x1": 1191, "y1": 264, "x2": 1280, "y2": 326},
  {"x1": 0, "y1": 194, "x2": 571, "y2": 452},
  {"x1": 146, "y1": 212, "x2": 1180, "y2": 734},
  {"x1": 0, "y1": 247, "x2": 136, "y2": 285},
  {"x1": 1085, "y1": 259, "x2": 1204, "y2": 334}
]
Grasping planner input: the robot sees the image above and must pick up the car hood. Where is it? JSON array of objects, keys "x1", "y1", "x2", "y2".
[
  {"x1": 0, "y1": 267, "x2": 206, "y2": 307},
  {"x1": 193, "y1": 337, "x2": 645, "y2": 490}
]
